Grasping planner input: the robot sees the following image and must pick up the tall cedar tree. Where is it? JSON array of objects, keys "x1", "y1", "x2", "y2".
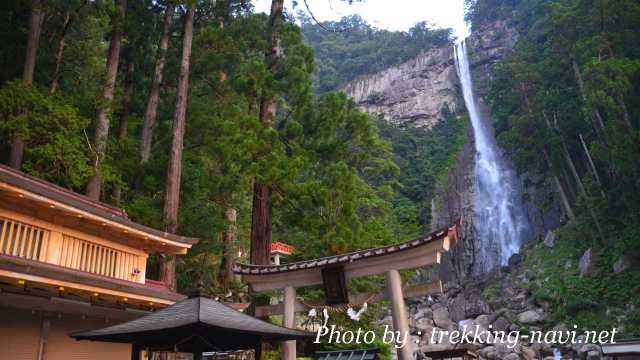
[
  {"x1": 140, "y1": 3, "x2": 175, "y2": 165},
  {"x1": 10, "y1": 0, "x2": 43, "y2": 169},
  {"x1": 112, "y1": 58, "x2": 135, "y2": 203},
  {"x1": 250, "y1": 0, "x2": 284, "y2": 266},
  {"x1": 85, "y1": 0, "x2": 126, "y2": 200},
  {"x1": 216, "y1": 0, "x2": 238, "y2": 290},
  {"x1": 160, "y1": 5, "x2": 195, "y2": 291}
]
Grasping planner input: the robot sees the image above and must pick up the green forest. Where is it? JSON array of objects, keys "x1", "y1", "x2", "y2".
[
  {"x1": 0, "y1": 0, "x2": 464, "y2": 303},
  {"x1": 0, "y1": 0, "x2": 639, "y2": 353}
]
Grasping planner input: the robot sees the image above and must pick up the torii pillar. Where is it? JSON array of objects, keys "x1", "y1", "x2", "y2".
[
  {"x1": 387, "y1": 269, "x2": 413, "y2": 360},
  {"x1": 283, "y1": 286, "x2": 296, "y2": 360}
]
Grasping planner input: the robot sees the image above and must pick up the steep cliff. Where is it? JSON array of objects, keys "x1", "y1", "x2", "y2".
[{"x1": 342, "y1": 45, "x2": 460, "y2": 128}]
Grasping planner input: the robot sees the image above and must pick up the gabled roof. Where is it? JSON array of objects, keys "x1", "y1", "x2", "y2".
[
  {"x1": 71, "y1": 296, "x2": 313, "y2": 351},
  {"x1": 0, "y1": 165, "x2": 198, "y2": 247}
]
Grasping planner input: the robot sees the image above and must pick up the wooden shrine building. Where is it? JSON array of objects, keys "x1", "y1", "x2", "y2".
[
  {"x1": 235, "y1": 222, "x2": 460, "y2": 360},
  {"x1": 0, "y1": 164, "x2": 198, "y2": 360}
]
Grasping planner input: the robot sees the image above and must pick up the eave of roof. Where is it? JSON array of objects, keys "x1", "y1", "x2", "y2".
[
  {"x1": 71, "y1": 297, "x2": 314, "y2": 343},
  {"x1": 234, "y1": 222, "x2": 459, "y2": 276},
  {"x1": 0, "y1": 165, "x2": 198, "y2": 246}
]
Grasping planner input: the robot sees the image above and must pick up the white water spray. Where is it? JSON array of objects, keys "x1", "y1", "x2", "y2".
[{"x1": 454, "y1": 40, "x2": 530, "y2": 272}]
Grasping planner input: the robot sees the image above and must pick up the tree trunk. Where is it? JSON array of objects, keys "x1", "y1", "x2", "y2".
[
  {"x1": 572, "y1": 59, "x2": 607, "y2": 133},
  {"x1": 113, "y1": 60, "x2": 135, "y2": 203},
  {"x1": 617, "y1": 96, "x2": 634, "y2": 131},
  {"x1": 543, "y1": 149, "x2": 575, "y2": 221},
  {"x1": 222, "y1": 207, "x2": 237, "y2": 290},
  {"x1": 140, "y1": 3, "x2": 175, "y2": 165},
  {"x1": 216, "y1": 1, "x2": 237, "y2": 289},
  {"x1": 10, "y1": 2, "x2": 44, "y2": 169},
  {"x1": 160, "y1": 6, "x2": 195, "y2": 292},
  {"x1": 49, "y1": 11, "x2": 71, "y2": 95},
  {"x1": 579, "y1": 133, "x2": 603, "y2": 188},
  {"x1": 250, "y1": 0, "x2": 284, "y2": 266},
  {"x1": 251, "y1": 182, "x2": 273, "y2": 265},
  {"x1": 85, "y1": 0, "x2": 126, "y2": 201},
  {"x1": 118, "y1": 60, "x2": 134, "y2": 140}
]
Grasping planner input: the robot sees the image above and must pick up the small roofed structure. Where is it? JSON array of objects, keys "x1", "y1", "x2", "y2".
[
  {"x1": 602, "y1": 339, "x2": 640, "y2": 359},
  {"x1": 71, "y1": 295, "x2": 314, "y2": 359},
  {"x1": 271, "y1": 241, "x2": 295, "y2": 265}
]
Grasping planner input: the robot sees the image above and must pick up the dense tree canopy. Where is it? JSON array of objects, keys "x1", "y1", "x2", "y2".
[{"x1": 0, "y1": 0, "x2": 448, "y2": 299}]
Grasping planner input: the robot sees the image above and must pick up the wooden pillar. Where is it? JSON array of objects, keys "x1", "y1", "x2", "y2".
[
  {"x1": 254, "y1": 340, "x2": 263, "y2": 360},
  {"x1": 282, "y1": 286, "x2": 296, "y2": 360},
  {"x1": 37, "y1": 318, "x2": 50, "y2": 360},
  {"x1": 130, "y1": 345, "x2": 140, "y2": 360},
  {"x1": 387, "y1": 269, "x2": 413, "y2": 360}
]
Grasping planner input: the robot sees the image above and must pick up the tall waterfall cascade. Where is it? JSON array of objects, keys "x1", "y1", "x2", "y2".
[{"x1": 454, "y1": 40, "x2": 531, "y2": 273}]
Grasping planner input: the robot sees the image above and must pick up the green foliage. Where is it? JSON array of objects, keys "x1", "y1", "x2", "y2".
[
  {"x1": 0, "y1": 80, "x2": 91, "y2": 189},
  {"x1": 523, "y1": 224, "x2": 640, "y2": 335},
  {"x1": 464, "y1": 0, "x2": 523, "y2": 30},
  {"x1": 377, "y1": 107, "x2": 468, "y2": 231},
  {"x1": 300, "y1": 15, "x2": 453, "y2": 92}
]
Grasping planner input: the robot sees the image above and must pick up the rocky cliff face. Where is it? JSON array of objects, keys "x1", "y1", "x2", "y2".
[
  {"x1": 342, "y1": 20, "x2": 517, "y2": 129},
  {"x1": 342, "y1": 45, "x2": 460, "y2": 128}
]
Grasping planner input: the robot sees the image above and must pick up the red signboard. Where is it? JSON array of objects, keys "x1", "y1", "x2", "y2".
[{"x1": 271, "y1": 242, "x2": 295, "y2": 255}]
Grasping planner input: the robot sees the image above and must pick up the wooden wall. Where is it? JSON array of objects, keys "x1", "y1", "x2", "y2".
[{"x1": 0, "y1": 307, "x2": 131, "y2": 360}]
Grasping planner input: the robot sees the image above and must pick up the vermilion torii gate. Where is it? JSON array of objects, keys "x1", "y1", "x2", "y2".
[{"x1": 234, "y1": 221, "x2": 460, "y2": 360}]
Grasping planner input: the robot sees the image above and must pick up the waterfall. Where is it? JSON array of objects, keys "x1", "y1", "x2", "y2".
[{"x1": 454, "y1": 40, "x2": 530, "y2": 272}]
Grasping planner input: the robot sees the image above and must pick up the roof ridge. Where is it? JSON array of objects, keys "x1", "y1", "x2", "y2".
[{"x1": 0, "y1": 164, "x2": 127, "y2": 217}]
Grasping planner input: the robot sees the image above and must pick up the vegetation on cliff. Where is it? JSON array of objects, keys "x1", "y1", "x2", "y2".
[{"x1": 300, "y1": 14, "x2": 454, "y2": 93}]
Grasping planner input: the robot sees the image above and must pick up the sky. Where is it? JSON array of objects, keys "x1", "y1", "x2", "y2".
[{"x1": 253, "y1": 0, "x2": 470, "y2": 39}]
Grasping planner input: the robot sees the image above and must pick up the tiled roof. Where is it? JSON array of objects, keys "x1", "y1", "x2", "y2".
[
  {"x1": 0, "y1": 164, "x2": 198, "y2": 245},
  {"x1": 234, "y1": 222, "x2": 458, "y2": 276}
]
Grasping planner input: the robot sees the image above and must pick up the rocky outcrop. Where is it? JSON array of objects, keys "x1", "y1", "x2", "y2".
[
  {"x1": 465, "y1": 20, "x2": 518, "y2": 100},
  {"x1": 378, "y1": 257, "x2": 608, "y2": 360},
  {"x1": 342, "y1": 45, "x2": 460, "y2": 128}
]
